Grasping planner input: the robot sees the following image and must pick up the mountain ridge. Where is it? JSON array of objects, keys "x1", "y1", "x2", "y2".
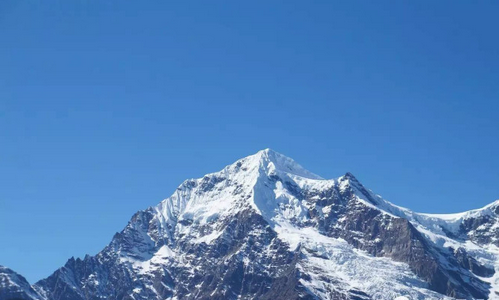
[{"x1": 2, "y1": 149, "x2": 499, "y2": 299}]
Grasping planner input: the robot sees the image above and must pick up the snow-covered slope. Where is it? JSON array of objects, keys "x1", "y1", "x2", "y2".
[
  {"x1": 2, "y1": 149, "x2": 499, "y2": 299},
  {"x1": 0, "y1": 266, "x2": 43, "y2": 300}
]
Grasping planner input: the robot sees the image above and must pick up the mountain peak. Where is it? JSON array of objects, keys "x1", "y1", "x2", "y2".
[
  {"x1": 0, "y1": 266, "x2": 43, "y2": 300},
  {"x1": 343, "y1": 172, "x2": 358, "y2": 181},
  {"x1": 8, "y1": 150, "x2": 499, "y2": 300},
  {"x1": 248, "y1": 148, "x2": 323, "y2": 180}
]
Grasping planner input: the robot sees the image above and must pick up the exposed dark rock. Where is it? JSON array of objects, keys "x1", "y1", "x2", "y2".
[{"x1": 2, "y1": 150, "x2": 498, "y2": 299}]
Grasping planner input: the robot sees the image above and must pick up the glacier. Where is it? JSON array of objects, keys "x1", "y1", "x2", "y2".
[{"x1": 2, "y1": 149, "x2": 499, "y2": 299}]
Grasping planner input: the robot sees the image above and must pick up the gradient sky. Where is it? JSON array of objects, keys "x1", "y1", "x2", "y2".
[{"x1": 1, "y1": 1, "x2": 498, "y2": 283}]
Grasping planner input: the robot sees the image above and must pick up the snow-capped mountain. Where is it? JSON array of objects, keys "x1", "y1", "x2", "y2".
[
  {"x1": 2, "y1": 149, "x2": 499, "y2": 299},
  {"x1": 0, "y1": 267, "x2": 43, "y2": 300}
]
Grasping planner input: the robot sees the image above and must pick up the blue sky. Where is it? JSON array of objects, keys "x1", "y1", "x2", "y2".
[{"x1": 1, "y1": 1, "x2": 498, "y2": 283}]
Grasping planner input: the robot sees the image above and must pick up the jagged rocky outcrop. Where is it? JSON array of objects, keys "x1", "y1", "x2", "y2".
[{"x1": 2, "y1": 149, "x2": 499, "y2": 300}]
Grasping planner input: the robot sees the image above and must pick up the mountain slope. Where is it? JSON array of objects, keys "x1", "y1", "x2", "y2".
[
  {"x1": 0, "y1": 266, "x2": 43, "y2": 300},
  {"x1": 2, "y1": 149, "x2": 499, "y2": 299}
]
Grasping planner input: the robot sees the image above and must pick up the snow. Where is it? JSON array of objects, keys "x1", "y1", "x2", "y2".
[
  {"x1": 14, "y1": 149, "x2": 499, "y2": 300},
  {"x1": 148, "y1": 149, "x2": 499, "y2": 299},
  {"x1": 119, "y1": 245, "x2": 174, "y2": 275},
  {"x1": 0, "y1": 266, "x2": 44, "y2": 300},
  {"x1": 193, "y1": 229, "x2": 223, "y2": 244},
  {"x1": 419, "y1": 212, "x2": 468, "y2": 220},
  {"x1": 261, "y1": 148, "x2": 324, "y2": 180},
  {"x1": 273, "y1": 220, "x2": 451, "y2": 300}
]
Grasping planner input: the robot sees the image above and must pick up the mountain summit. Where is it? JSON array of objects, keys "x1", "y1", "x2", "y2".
[{"x1": 2, "y1": 149, "x2": 499, "y2": 300}]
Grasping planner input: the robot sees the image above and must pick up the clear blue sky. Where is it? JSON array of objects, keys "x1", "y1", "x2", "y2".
[{"x1": 1, "y1": 1, "x2": 498, "y2": 283}]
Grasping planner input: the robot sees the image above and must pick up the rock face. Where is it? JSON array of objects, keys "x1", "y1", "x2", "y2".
[
  {"x1": 2, "y1": 149, "x2": 499, "y2": 299},
  {"x1": 0, "y1": 266, "x2": 43, "y2": 300}
]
